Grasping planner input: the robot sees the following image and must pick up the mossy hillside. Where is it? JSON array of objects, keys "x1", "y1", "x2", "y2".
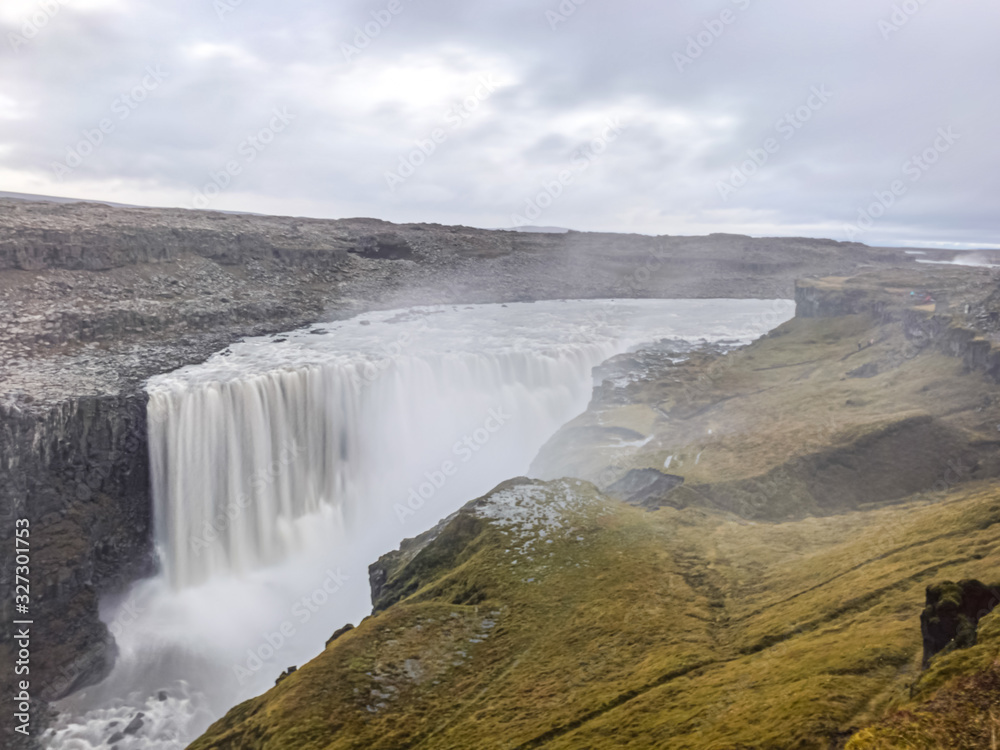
[
  {"x1": 846, "y1": 610, "x2": 1000, "y2": 749},
  {"x1": 533, "y1": 312, "x2": 1000, "y2": 519},
  {"x1": 844, "y1": 584, "x2": 1000, "y2": 748},
  {"x1": 192, "y1": 477, "x2": 1000, "y2": 750},
  {"x1": 190, "y1": 480, "x2": 721, "y2": 750},
  {"x1": 541, "y1": 484, "x2": 1000, "y2": 749}
]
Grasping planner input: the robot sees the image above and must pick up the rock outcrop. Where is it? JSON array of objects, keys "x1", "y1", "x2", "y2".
[
  {"x1": 921, "y1": 579, "x2": 1000, "y2": 666},
  {"x1": 848, "y1": 605, "x2": 1000, "y2": 749},
  {"x1": 795, "y1": 268, "x2": 1000, "y2": 382},
  {"x1": 603, "y1": 468, "x2": 685, "y2": 509},
  {"x1": 0, "y1": 392, "x2": 152, "y2": 708}
]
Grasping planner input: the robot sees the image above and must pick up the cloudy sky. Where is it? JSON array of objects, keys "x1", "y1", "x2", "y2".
[{"x1": 0, "y1": 0, "x2": 996, "y2": 247}]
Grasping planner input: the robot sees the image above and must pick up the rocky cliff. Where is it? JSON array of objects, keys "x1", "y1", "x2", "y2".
[
  {"x1": 920, "y1": 580, "x2": 1000, "y2": 666},
  {"x1": 0, "y1": 392, "x2": 151, "y2": 691},
  {"x1": 795, "y1": 268, "x2": 1000, "y2": 382}
]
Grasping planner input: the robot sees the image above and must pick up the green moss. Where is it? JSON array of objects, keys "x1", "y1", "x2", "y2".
[
  {"x1": 373, "y1": 512, "x2": 488, "y2": 612},
  {"x1": 189, "y1": 477, "x2": 1000, "y2": 750}
]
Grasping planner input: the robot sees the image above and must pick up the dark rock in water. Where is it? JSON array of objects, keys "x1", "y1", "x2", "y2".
[
  {"x1": 275, "y1": 666, "x2": 298, "y2": 685},
  {"x1": 326, "y1": 623, "x2": 355, "y2": 647},
  {"x1": 847, "y1": 362, "x2": 879, "y2": 378},
  {"x1": 157, "y1": 690, "x2": 168, "y2": 701},
  {"x1": 123, "y1": 712, "x2": 144, "y2": 735},
  {"x1": 604, "y1": 469, "x2": 685, "y2": 509},
  {"x1": 107, "y1": 731, "x2": 124, "y2": 743},
  {"x1": 921, "y1": 579, "x2": 1000, "y2": 666}
]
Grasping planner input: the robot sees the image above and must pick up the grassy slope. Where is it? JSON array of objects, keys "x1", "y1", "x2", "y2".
[
  {"x1": 533, "y1": 313, "x2": 1000, "y2": 518},
  {"x1": 845, "y1": 610, "x2": 1000, "y2": 749},
  {"x1": 190, "y1": 476, "x2": 1000, "y2": 750},
  {"x1": 191, "y1": 307, "x2": 1000, "y2": 750},
  {"x1": 845, "y1": 608, "x2": 1000, "y2": 748}
]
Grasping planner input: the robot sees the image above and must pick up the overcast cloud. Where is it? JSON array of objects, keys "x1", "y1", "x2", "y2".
[{"x1": 0, "y1": 0, "x2": 996, "y2": 247}]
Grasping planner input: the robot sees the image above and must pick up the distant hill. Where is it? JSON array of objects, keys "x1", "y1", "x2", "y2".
[{"x1": 0, "y1": 191, "x2": 136, "y2": 208}]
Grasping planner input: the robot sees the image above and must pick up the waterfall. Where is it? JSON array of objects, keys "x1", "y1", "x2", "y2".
[
  {"x1": 147, "y1": 346, "x2": 617, "y2": 588},
  {"x1": 46, "y1": 298, "x2": 794, "y2": 750},
  {"x1": 146, "y1": 298, "x2": 792, "y2": 590}
]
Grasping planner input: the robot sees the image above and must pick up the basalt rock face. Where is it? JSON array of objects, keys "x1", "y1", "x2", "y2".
[
  {"x1": 794, "y1": 279, "x2": 883, "y2": 319},
  {"x1": 921, "y1": 580, "x2": 1000, "y2": 667},
  {"x1": 604, "y1": 468, "x2": 685, "y2": 509},
  {"x1": 796, "y1": 268, "x2": 1000, "y2": 382},
  {"x1": 0, "y1": 392, "x2": 152, "y2": 745},
  {"x1": 901, "y1": 308, "x2": 1000, "y2": 383},
  {"x1": 0, "y1": 392, "x2": 153, "y2": 701}
]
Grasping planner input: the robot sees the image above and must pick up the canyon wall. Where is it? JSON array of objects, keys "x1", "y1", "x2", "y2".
[
  {"x1": 795, "y1": 271, "x2": 1000, "y2": 382},
  {"x1": 0, "y1": 198, "x2": 913, "y2": 744}
]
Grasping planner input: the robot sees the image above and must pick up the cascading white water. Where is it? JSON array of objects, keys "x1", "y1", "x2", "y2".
[
  {"x1": 44, "y1": 298, "x2": 794, "y2": 750},
  {"x1": 148, "y1": 343, "x2": 620, "y2": 589}
]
